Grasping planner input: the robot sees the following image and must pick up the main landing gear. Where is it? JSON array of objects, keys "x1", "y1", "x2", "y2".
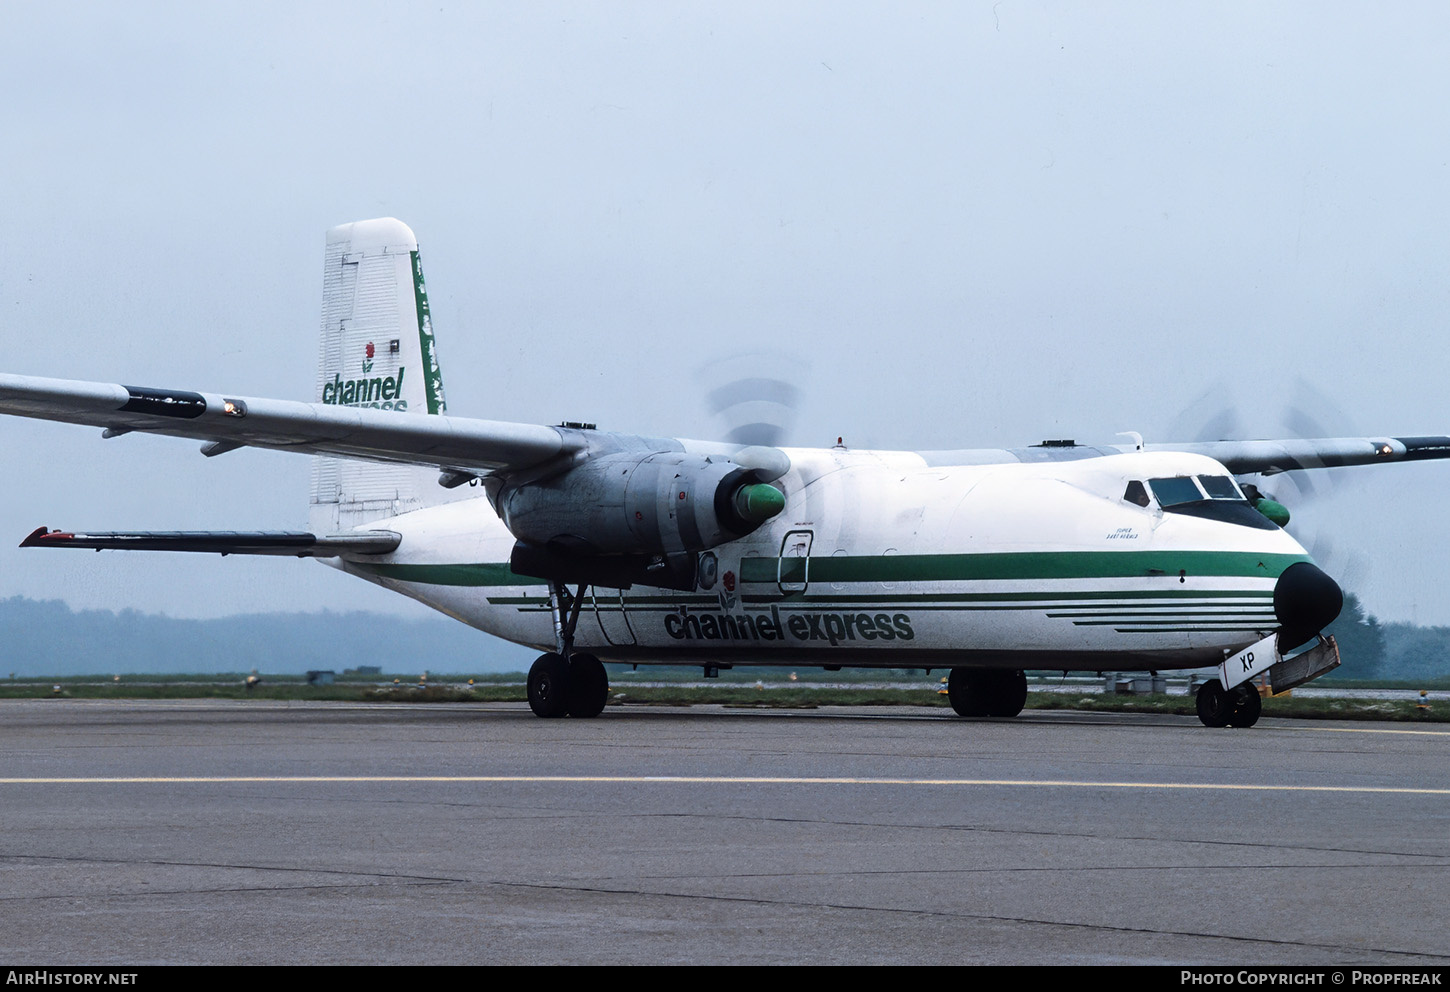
[
  {"x1": 526, "y1": 581, "x2": 610, "y2": 719},
  {"x1": 946, "y1": 668, "x2": 1028, "y2": 718},
  {"x1": 1194, "y1": 678, "x2": 1262, "y2": 728}
]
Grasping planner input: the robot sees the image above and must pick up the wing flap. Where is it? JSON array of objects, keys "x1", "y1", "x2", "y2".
[
  {"x1": 20, "y1": 527, "x2": 400, "y2": 558},
  {"x1": 0, "y1": 373, "x2": 576, "y2": 474}
]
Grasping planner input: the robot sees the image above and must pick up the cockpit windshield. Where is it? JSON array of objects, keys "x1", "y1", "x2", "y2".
[
  {"x1": 1146, "y1": 475, "x2": 1244, "y2": 507},
  {"x1": 1139, "y1": 474, "x2": 1274, "y2": 530}
]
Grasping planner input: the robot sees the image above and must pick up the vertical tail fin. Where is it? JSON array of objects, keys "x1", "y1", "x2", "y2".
[{"x1": 309, "y1": 218, "x2": 455, "y2": 532}]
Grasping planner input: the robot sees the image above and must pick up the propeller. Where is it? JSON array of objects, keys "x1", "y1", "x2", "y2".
[
  {"x1": 1167, "y1": 378, "x2": 1371, "y2": 594},
  {"x1": 698, "y1": 351, "x2": 808, "y2": 449}
]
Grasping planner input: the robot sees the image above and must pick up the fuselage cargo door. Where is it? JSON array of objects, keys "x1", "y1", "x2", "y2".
[
  {"x1": 592, "y1": 588, "x2": 637, "y2": 646},
  {"x1": 777, "y1": 529, "x2": 814, "y2": 595}
]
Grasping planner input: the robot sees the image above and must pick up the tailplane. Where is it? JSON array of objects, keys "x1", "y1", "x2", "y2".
[{"x1": 309, "y1": 218, "x2": 457, "y2": 531}]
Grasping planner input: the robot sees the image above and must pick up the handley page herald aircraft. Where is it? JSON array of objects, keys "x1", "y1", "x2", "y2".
[{"x1": 3, "y1": 219, "x2": 1446, "y2": 727}]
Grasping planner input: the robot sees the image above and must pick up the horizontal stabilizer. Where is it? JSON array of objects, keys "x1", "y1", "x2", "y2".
[{"x1": 19, "y1": 527, "x2": 399, "y2": 558}]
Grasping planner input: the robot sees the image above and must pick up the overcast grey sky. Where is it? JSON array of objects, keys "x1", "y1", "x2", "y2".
[{"x1": 3, "y1": 2, "x2": 1449, "y2": 647}]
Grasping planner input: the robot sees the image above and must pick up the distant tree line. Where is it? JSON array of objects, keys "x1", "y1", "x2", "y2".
[
  {"x1": 0, "y1": 594, "x2": 1447, "y2": 681},
  {"x1": 1325, "y1": 594, "x2": 1450, "y2": 681},
  {"x1": 0, "y1": 596, "x2": 530, "y2": 677}
]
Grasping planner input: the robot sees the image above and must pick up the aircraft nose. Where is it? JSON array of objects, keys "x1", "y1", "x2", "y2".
[{"x1": 1274, "y1": 561, "x2": 1344, "y2": 651}]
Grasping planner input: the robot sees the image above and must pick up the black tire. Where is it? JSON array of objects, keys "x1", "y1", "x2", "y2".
[
  {"x1": 985, "y1": 670, "x2": 1028, "y2": 718},
  {"x1": 567, "y1": 653, "x2": 609, "y2": 718},
  {"x1": 1195, "y1": 678, "x2": 1232, "y2": 728},
  {"x1": 947, "y1": 668, "x2": 987, "y2": 717},
  {"x1": 1228, "y1": 684, "x2": 1263, "y2": 728},
  {"x1": 527, "y1": 653, "x2": 571, "y2": 718}
]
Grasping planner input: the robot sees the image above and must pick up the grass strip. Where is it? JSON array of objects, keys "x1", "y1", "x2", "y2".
[{"x1": 2, "y1": 682, "x2": 1444, "y2": 722}]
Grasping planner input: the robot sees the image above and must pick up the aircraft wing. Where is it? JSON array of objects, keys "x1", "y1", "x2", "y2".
[
  {"x1": 921, "y1": 436, "x2": 1450, "y2": 472},
  {"x1": 8, "y1": 372, "x2": 1446, "y2": 480},
  {"x1": 1143, "y1": 436, "x2": 1450, "y2": 474},
  {"x1": 0, "y1": 373, "x2": 578, "y2": 476}
]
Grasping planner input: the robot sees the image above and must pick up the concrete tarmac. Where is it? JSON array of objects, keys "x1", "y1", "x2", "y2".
[{"x1": 1, "y1": 699, "x2": 1447, "y2": 966}]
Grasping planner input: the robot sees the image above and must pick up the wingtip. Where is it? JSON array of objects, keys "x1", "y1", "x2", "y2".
[{"x1": 20, "y1": 527, "x2": 75, "y2": 548}]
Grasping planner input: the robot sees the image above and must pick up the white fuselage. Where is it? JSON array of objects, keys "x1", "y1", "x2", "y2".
[{"x1": 333, "y1": 449, "x2": 1308, "y2": 671}]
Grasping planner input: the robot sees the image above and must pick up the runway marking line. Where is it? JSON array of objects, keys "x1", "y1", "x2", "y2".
[
  {"x1": 2, "y1": 776, "x2": 1450, "y2": 795},
  {"x1": 1284, "y1": 726, "x2": 1450, "y2": 737}
]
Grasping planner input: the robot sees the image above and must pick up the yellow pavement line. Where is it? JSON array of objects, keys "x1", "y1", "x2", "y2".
[
  {"x1": 1, "y1": 775, "x2": 1449, "y2": 794},
  {"x1": 1283, "y1": 726, "x2": 1450, "y2": 737}
]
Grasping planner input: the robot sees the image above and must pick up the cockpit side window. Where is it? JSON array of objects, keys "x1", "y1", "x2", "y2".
[{"x1": 1123, "y1": 480, "x2": 1150, "y2": 507}]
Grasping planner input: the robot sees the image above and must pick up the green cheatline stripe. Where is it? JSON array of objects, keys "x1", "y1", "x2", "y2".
[
  {"x1": 358, "y1": 562, "x2": 530, "y2": 587},
  {"x1": 487, "y1": 603, "x2": 1275, "y2": 621},
  {"x1": 1056, "y1": 613, "x2": 1275, "y2": 621},
  {"x1": 1072, "y1": 618, "x2": 1276, "y2": 627},
  {"x1": 1116, "y1": 627, "x2": 1268, "y2": 634},
  {"x1": 490, "y1": 596, "x2": 1274, "y2": 613},
  {"x1": 359, "y1": 550, "x2": 1306, "y2": 591},
  {"x1": 508, "y1": 605, "x2": 1277, "y2": 621},
  {"x1": 740, "y1": 551, "x2": 1308, "y2": 584},
  {"x1": 506, "y1": 596, "x2": 1276, "y2": 613},
  {"x1": 740, "y1": 604, "x2": 1269, "y2": 616},
  {"x1": 1044, "y1": 603, "x2": 1281, "y2": 612},
  {"x1": 486, "y1": 594, "x2": 718, "y2": 606},
  {"x1": 741, "y1": 589, "x2": 1274, "y2": 604},
  {"x1": 742, "y1": 598, "x2": 1272, "y2": 613},
  {"x1": 739, "y1": 592, "x2": 1275, "y2": 613}
]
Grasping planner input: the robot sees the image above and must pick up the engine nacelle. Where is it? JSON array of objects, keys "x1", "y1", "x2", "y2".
[{"x1": 497, "y1": 451, "x2": 785, "y2": 558}]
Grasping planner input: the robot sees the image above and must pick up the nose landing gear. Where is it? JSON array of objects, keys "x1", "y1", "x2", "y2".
[{"x1": 1194, "y1": 678, "x2": 1262, "y2": 728}]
